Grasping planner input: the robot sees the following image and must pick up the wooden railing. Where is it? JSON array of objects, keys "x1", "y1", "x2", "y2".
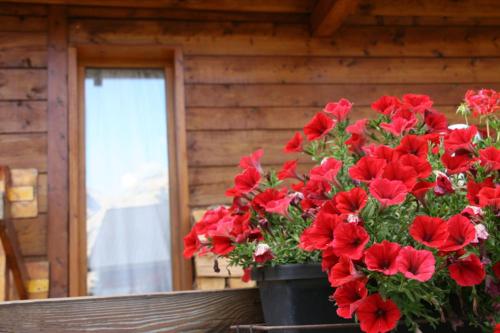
[
  {"x1": 0, "y1": 166, "x2": 29, "y2": 300},
  {"x1": 0, "y1": 288, "x2": 263, "y2": 332}
]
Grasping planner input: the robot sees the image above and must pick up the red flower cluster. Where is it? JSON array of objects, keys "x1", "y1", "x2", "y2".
[{"x1": 184, "y1": 92, "x2": 499, "y2": 333}]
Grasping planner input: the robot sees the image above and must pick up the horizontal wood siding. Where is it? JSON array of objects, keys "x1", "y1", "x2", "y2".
[
  {"x1": 64, "y1": 11, "x2": 500, "y2": 211},
  {"x1": 0, "y1": 3, "x2": 49, "y2": 280}
]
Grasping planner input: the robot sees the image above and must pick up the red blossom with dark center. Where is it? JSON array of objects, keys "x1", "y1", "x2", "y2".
[
  {"x1": 299, "y1": 212, "x2": 343, "y2": 251},
  {"x1": 277, "y1": 159, "x2": 299, "y2": 180},
  {"x1": 467, "y1": 177, "x2": 494, "y2": 206},
  {"x1": 252, "y1": 188, "x2": 286, "y2": 215},
  {"x1": 369, "y1": 179, "x2": 408, "y2": 207},
  {"x1": 357, "y1": 294, "x2": 401, "y2": 333},
  {"x1": 211, "y1": 235, "x2": 235, "y2": 256},
  {"x1": 440, "y1": 214, "x2": 476, "y2": 252},
  {"x1": 411, "y1": 181, "x2": 435, "y2": 203},
  {"x1": 239, "y1": 149, "x2": 264, "y2": 173},
  {"x1": 478, "y1": 186, "x2": 500, "y2": 211},
  {"x1": 227, "y1": 167, "x2": 261, "y2": 196},
  {"x1": 448, "y1": 253, "x2": 486, "y2": 286},
  {"x1": 396, "y1": 246, "x2": 435, "y2": 282},
  {"x1": 304, "y1": 112, "x2": 335, "y2": 140},
  {"x1": 479, "y1": 146, "x2": 500, "y2": 171},
  {"x1": 409, "y1": 216, "x2": 449, "y2": 248},
  {"x1": 334, "y1": 187, "x2": 368, "y2": 215},
  {"x1": 396, "y1": 135, "x2": 428, "y2": 158},
  {"x1": 323, "y1": 98, "x2": 352, "y2": 122},
  {"x1": 284, "y1": 131, "x2": 303, "y2": 153},
  {"x1": 380, "y1": 116, "x2": 417, "y2": 136},
  {"x1": 346, "y1": 133, "x2": 366, "y2": 154},
  {"x1": 328, "y1": 256, "x2": 362, "y2": 287},
  {"x1": 371, "y1": 145, "x2": 399, "y2": 163},
  {"x1": 424, "y1": 109, "x2": 448, "y2": 133},
  {"x1": 364, "y1": 240, "x2": 401, "y2": 275},
  {"x1": 310, "y1": 157, "x2": 342, "y2": 183},
  {"x1": 371, "y1": 95, "x2": 402, "y2": 116},
  {"x1": 349, "y1": 157, "x2": 387, "y2": 183},
  {"x1": 332, "y1": 279, "x2": 368, "y2": 319},
  {"x1": 403, "y1": 93, "x2": 434, "y2": 114},
  {"x1": 444, "y1": 126, "x2": 477, "y2": 153},
  {"x1": 399, "y1": 154, "x2": 432, "y2": 179},
  {"x1": 321, "y1": 246, "x2": 339, "y2": 272},
  {"x1": 332, "y1": 222, "x2": 370, "y2": 260},
  {"x1": 441, "y1": 151, "x2": 473, "y2": 175},
  {"x1": 382, "y1": 161, "x2": 418, "y2": 191},
  {"x1": 183, "y1": 228, "x2": 201, "y2": 258}
]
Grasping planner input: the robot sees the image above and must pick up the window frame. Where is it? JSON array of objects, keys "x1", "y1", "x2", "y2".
[{"x1": 68, "y1": 45, "x2": 192, "y2": 296}]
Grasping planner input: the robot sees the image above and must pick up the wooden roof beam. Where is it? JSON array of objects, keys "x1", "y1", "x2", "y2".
[{"x1": 310, "y1": 0, "x2": 359, "y2": 37}]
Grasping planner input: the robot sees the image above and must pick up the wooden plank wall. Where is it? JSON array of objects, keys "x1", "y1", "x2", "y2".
[
  {"x1": 65, "y1": 9, "x2": 500, "y2": 209},
  {"x1": 0, "y1": 3, "x2": 49, "y2": 283}
]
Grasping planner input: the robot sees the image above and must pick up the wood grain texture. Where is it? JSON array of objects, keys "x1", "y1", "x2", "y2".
[
  {"x1": 0, "y1": 133, "x2": 47, "y2": 171},
  {"x1": 358, "y1": 0, "x2": 500, "y2": 18},
  {"x1": 0, "y1": 70, "x2": 46, "y2": 100},
  {"x1": 13, "y1": 215, "x2": 47, "y2": 257},
  {"x1": 0, "y1": 101, "x2": 47, "y2": 133},
  {"x1": 345, "y1": 15, "x2": 500, "y2": 26},
  {"x1": 69, "y1": 20, "x2": 500, "y2": 57},
  {"x1": 0, "y1": 3, "x2": 47, "y2": 16},
  {"x1": 186, "y1": 83, "x2": 500, "y2": 108},
  {"x1": 311, "y1": 0, "x2": 359, "y2": 37},
  {"x1": 2, "y1": 0, "x2": 314, "y2": 12},
  {"x1": 0, "y1": 33, "x2": 47, "y2": 68},
  {"x1": 184, "y1": 57, "x2": 500, "y2": 84},
  {"x1": 47, "y1": 5, "x2": 69, "y2": 297},
  {"x1": 0, "y1": 288, "x2": 263, "y2": 332},
  {"x1": 0, "y1": 16, "x2": 47, "y2": 32}
]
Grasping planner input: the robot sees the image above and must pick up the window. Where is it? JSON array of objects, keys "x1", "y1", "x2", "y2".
[{"x1": 69, "y1": 46, "x2": 191, "y2": 296}]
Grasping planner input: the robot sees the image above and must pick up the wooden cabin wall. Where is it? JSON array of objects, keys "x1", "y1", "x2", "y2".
[
  {"x1": 0, "y1": 2, "x2": 499, "y2": 297},
  {"x1": 0, "y1": 3, "x2": 49, "y2": 299},
  {"x1": 66, "y1": 11, "x2": 500, "y2": 210}
]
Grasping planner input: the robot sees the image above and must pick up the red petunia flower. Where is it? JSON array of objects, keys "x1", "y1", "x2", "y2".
[
  {"x1": 332, "y1": 279, "x2": 368, "y2": 319},
  {"x1": 441, "y1": 151, "x2": 473, "y2": 174},
  {"x1": 332, "y1": 222, "x2": 370, "y2": 260},
  {"x1": 323, "y1": 98, "x2": 352, "y2": 122},
  {"x1": 467, "y1": 177, "x2": 494, "y2": 206},
  {"x1": 411, "y1": 181, "x2": 435, "y2": 203},
  {"x1": 304, "y1": 112, "x2": 335, "y2": 141},
  {"x1": 478, "y1": 186, "x2": 500, "y2": 211},
  {"x1": 264, "y1": 196, "x2": 292, "y2": 216},
  {"x1": 396, "y1": 135, "x2": 428, "y2": 158},
  {"x1": 349, "y1": 157, "x2": 387, "y2": 183},
  {"x1": 346, "y1": 133, "x2": 366, "y2": 154},
  {"x1": 299, "y1": 212, "x2": 342, "y2": 251},
  {"x1": 478, "y1": 146, "x2": 500, "y2": 171},
  {"x1": 434, "y1": 171, "x2": 455, "y2": 196},
  {"x1": 252, "y1": 188, "x2": 285, "y2": 214},
  {"x1": 328, "y1": 256, "x2": 363, "y2": 287},
  {"x1": 284, "y1": 132, "x2": 303, "y2": 153},
  {"x1": 310, "y1": 157, "x2": 342, "y2": 183},
  {"x1": 253, "y1": 243, "x2": 274, "y2": 264},
  {"x1": 424, "y1": 109, "x2": 448, "y2": 134},
  {"x1": 211, "y1": 235, "x2": 235, "y2": 255},
  {"x1": 370, "y1": 145, "x2": 399, "y2": 163},
  {"x1": 357, "y1": 293, "x2": 401, "y2": 333},
  {"x1": 381, "y1": 161, "x2": 418, "y2": 191},
  {"x1": 444, "y1": 126, "x2": 477, "y2": 153},
  {"x1": 396, "y1": 246, "x2": 435, "y2": 282},
  {"x1": 369, "y1": 179, "x2": 408, "y2": 207},
  {"x1": 334, "y1": 187, "x2": 368, "y2": 215},
  {"x1": 371, "y1": 95, "x2": 402, "y2": 116},
  {"x1": 321, "y1": 246, "x2": 339, "y2": 272},
  {"x1": 183, "y1": 228, "x2": 201, "y2": 258},
  {"x1": 403, "y1": 93, "x2": 433, "y2": 114},
  {"x1": 347, "y1": 119, "x2": 368, "y2": 135},
  {"x1": 227, "y1": 167, "x2": 261, "y2": 196},
  {"x1": 364, "y1": 240, "x2": 401, "y2": 275},
  {"x1": 439, "y1": 214, "x2": 476, "y2": 252},
  {"x1": 239, "y1": 149, "x2": 264, "y2": 173},
  {"x1": 493, "y1": 261, "x2": 500, "y2": 280},
  {"x1": 409, "y1": 215, "x2": 449, "y2": 248},
  {"x1": 277, "y1": 160, "x2": 299, "y2": 180},
  {"x1": 399, "y1": 154, "x2": 432, "y2": 179},
  {"x1": 465, "y1": 89, "x2": 499, "y2": 117},
  {"x1": 380, "y1": 116, "x2": 417, "y2": 137},
  {"x1": 448, "y1": 253, "x2": 486, "y2": 286}
]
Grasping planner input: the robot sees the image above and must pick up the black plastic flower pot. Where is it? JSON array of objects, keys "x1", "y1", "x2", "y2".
[{"x1": 251, "y1": 263, "x2": 357, "y2": 332}]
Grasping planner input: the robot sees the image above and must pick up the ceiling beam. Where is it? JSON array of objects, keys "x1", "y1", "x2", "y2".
[{"x1": 310, "y1": 0, "x2": 359, "y2": 37}]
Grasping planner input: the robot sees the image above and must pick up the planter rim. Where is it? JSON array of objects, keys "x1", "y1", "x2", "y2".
[{"x1": 251, "y1": 263, "x2": 325, "y2": 281}]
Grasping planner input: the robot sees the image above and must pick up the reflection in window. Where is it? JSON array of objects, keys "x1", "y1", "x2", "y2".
[{"x1": 84, "y1": 68, "x2": 172, "y2": 296}]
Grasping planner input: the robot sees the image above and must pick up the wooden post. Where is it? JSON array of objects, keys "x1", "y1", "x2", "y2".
[{"x1": 47, "y1": 5, "x2": 69, "y2": 297}]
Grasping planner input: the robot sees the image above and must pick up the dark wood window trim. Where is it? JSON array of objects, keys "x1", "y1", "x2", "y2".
[{"x1": 68, "y1": 45, "x2": 192, "y2": 296}]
